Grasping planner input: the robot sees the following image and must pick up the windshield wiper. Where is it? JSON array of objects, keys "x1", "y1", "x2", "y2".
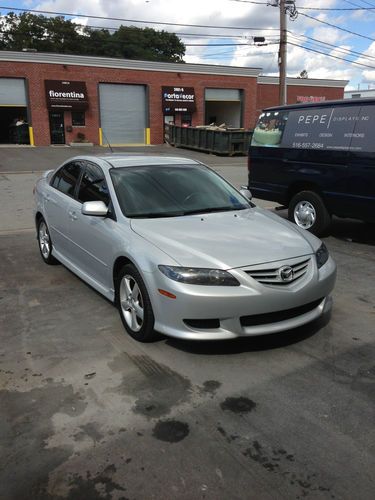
[
  {"x1": 183, "y1": 206, "x2": 248, "y2": 215},
  {"x1": 129, "y1": 211, "x2": 185, "y2": 219}
]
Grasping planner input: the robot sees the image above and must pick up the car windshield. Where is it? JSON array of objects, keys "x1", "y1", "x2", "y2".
[{"x1": 110, "y1": 164, "x2": 251, "y2": 218}]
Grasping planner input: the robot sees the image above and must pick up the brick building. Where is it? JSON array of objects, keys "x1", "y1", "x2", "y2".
[{"x1": 0, "y1": 51, "x2": 348, "y2": 146}]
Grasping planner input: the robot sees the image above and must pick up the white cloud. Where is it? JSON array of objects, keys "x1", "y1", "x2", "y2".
[{"x1": 8, "y1": 0, "x2": 373, "y2": 88}]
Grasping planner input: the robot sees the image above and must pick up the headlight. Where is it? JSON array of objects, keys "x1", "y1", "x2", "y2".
[
  {"x1": 315, "y1": 242, "x2": 329, "y2": 269},
  {"x1": 158, "y1": 265, "x2": 240, "y2": 286}
]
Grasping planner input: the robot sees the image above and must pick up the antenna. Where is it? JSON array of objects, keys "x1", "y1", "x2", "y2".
[{"x1": 101, "y1": 129, "x2": 113, "y2": 153}]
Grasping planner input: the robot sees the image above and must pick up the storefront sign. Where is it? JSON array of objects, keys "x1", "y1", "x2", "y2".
[
  {"x1": 296, "y1": 96, "x2": 326, "y2": 103},
  {"x1": 162, "y1": 86, "x2": 196, "y2": 113},
  {"x1": 45, "y1": 80, "x2": 88, "y2": 110}
]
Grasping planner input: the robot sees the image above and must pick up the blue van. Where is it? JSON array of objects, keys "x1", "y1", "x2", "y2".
[{"x1": 248, "y1": 98, "x2": 375, "y2": 235}]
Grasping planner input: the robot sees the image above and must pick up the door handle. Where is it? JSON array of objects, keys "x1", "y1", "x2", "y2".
[{"x1": 68, "y1": 210, "x2": 78, "y2": 221}]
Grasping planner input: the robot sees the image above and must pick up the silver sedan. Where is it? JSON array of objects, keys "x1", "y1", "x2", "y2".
[{"x1": 34, "y1": 155, "x2": 336, "y2": 342}]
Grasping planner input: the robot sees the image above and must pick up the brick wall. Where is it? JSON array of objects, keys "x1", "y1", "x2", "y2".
[
  {"x1": 0, "y1": 60, "x2": 345, "y2": 145},
  {"x1": 255, "y1": 83, "x2": 345, "y2": 127},
  {"x1": 0, "y1": 61, "x2": 258, "y2": 146}
]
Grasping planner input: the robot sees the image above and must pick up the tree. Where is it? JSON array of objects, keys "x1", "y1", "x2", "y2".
[{"x1": 0, "y1": 12, "x2": 185, "y2": 62}]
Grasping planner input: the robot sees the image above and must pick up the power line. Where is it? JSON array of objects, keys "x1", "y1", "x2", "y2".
[
  {"x1": 299, "y1": 12, "x2": 375, "y2": 42},
  {"x1": 230, "y1": 0, "x2": 375, "y2": 9},
  {"x1": 289, "y1": 32, "x2": 375, "y2": 63},
  {"x1": 288, "y1": 41, "x2": 375, "y2": 70},
  {"x1": 0, "y1": 6, "x2": 280, "y2": 32}
]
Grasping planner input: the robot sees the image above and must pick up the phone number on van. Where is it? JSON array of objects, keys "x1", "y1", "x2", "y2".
[{"x1": 292, "y1": 142, "x2": 324, "y2": 149}]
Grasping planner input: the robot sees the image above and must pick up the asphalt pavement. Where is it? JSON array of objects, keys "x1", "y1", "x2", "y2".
[{"x1": 0, "y1": 145, "x2": 374, "y2": 500}]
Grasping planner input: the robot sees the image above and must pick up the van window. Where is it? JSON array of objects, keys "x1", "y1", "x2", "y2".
[{"x1": 251, "y1": 110, "x2": 289, "y2": 147}]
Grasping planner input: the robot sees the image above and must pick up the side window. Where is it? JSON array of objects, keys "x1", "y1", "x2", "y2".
[
  {"x1": 78, "y1": 162, "x2": 110, "y2": 205},
  {"x1": 51, "y1": 162, "x2": 82, "y2": 197}
]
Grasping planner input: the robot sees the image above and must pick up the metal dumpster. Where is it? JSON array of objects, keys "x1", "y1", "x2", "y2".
[{"x1": 166, "y1": 125, "x2": 253, "y2": 156}]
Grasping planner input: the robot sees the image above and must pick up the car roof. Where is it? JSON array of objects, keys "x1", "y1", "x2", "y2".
[{"x1": 71, "y1": 154, "x2": 202, "y2": 169}]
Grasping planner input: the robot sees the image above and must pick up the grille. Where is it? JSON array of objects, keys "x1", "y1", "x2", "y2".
[
  {"x1": 240, "y1": 298, "x2": 324, "y2": 327},
  {"x1": 245, "y1": 258, "x2": 310, "y2": 286}
]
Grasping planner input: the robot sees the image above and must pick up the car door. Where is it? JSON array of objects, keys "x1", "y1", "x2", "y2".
[
  {"x1": 45, "y1": 161, "x2": 83, "y2": 257},
  {"x1": 66, "y1": 161, "x2": 117, "y2": 289}
]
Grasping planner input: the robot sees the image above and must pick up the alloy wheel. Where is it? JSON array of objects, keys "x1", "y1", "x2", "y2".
[
  {"x1": 119, "y1": 275, "x2": 144, "y2": 332},
  {"x1": 39, "y1": 221, "x2": 51, "y2": 259}
]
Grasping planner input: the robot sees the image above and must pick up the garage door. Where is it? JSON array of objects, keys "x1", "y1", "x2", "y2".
[
  {"x1": 0, "y1": 78, "x2": 30, "y2": 144},
  {"x1": 99, "y1": 84, "x2": 148, "y2": 145},
  {"x1": 205, "y1": 88, "x2": 243, "y2": 128}
]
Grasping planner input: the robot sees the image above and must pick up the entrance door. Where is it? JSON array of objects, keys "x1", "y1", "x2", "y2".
[{"x1": 49, "y1": 111, "x2": 65, "y2": 144}]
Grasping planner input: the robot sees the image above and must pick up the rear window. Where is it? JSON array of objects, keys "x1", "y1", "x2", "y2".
[
  {"x1": 51, "y1": 162, "x2": 81, "y2": 197},
  {"x1": 251, "y1": 110, "x2": 288, "y2": 147}
]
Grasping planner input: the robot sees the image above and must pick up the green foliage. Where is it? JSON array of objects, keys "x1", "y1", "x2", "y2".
[{"x1": 0, "y1": 12, "x2": 185, "y2": 62}]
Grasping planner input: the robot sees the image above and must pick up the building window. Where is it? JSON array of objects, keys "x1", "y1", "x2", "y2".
[{"x1": 72, "y1": 111, "x2": 85, "y2": 126}]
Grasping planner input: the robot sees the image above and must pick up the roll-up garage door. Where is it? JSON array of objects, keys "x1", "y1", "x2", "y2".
[
  {"x1": 0, "y1": 78, "x2": 27, "y2": 106},
  {"x1": 99, "y1": 84, "x2": 147, "y2": 145},
  {"x1": 0, "y1": 78, "x2": 30, "y2": 144},
  {"x1": 205, "y1": 88, "x2": 243, "y2": 128}
]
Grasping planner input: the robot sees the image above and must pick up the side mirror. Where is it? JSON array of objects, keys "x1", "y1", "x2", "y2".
[
  {"x1": 240, "y1": 186, "x2": 253, "y2": 201},
  {"x1": 82, "y1": 201, "x2": 108, "y2": 217}
]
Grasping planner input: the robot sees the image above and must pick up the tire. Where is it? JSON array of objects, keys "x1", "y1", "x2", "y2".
[
  {"x1": 288, "y1": 190, "x2": 331, "y2": 236},
  {"x1": 116, "y1": 263, "x2": 155, "y2": 342},
  {"x1": 37, "y1": 217, "x2": 59, "y2": 265}
]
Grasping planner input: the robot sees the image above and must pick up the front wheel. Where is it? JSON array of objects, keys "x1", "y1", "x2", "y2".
[
  {"x1": 288, "y1": 191, "x2": 331, "y2": 236},
  {"x1": 116, "y1": 264, "x2": 155, "y2": 342}
]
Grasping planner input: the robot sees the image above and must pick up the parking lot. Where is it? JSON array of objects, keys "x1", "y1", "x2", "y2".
[{"x1": 0, "y1": 145, "x2": 374, "y2": 500}]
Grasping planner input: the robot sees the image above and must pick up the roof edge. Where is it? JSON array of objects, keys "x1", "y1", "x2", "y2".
[
  {"x1": 258, "y1": 75, "x2": 348, "y2": 88},
  {"x1": 0, "y1": 51, "x2": 261, "y2": 78}
]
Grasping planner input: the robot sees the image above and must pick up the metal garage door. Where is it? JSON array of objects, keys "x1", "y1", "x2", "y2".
[
  {"x1": 99, "y1": 84, "x2": 147, "y2": 145},
  {"x1": 0, "y1": 78, "x2": 27, "y2": 106}
]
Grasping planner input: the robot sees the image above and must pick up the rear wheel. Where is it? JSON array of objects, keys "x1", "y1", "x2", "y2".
[
  {"x1": 37, "y1": 218, "x2": 58, "y2": 265},
  {"x1": 116, "y1": 263, "x2": 155, "y2": 342},
  {"x1": 288, "y1": 190, "x2": 331, "y2": 236}
]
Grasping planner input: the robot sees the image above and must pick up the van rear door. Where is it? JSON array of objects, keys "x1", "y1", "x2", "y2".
[{"x1": 345, "y1": 104, "x2": 375, "y2": 221}]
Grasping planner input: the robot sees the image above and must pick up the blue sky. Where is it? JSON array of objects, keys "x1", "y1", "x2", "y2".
[{"x1": 2, "y1": 0, "x2": 375, "y2": 89}]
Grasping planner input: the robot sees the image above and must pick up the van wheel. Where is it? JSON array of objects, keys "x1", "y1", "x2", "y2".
[
  {"x1": 116, "y1": 264, "x2": 156, "y2": 342},
  {"x1": 288, "y1": 191, "x2": 331, "y2": 236}
]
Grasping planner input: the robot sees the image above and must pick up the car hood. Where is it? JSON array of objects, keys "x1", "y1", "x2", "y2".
[{"x1": 130, "y1": 208, "x2": 314, "y2": 269}]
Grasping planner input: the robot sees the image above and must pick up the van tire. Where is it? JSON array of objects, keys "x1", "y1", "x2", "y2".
[{"x1": 288, "y1": 191, "x2": 331, "y2": 236}]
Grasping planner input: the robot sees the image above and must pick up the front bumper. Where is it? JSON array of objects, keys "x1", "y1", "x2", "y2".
[{"x1": 145, "y1": 255, "x2": 336, "y2": 340}]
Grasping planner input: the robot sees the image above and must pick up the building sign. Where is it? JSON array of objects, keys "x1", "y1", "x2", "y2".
[
  {"x1": 45, "y1": 80, "x2": 88, "y2": 110},
  {"x1": 296, "y1": 96, "x2": 326, "y2": 103},
  {"x1": 162, "y1": 86, "x2": 196, "y2": 114}
]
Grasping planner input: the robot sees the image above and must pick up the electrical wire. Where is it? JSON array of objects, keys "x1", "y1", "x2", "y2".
[
  {"x1": 299, "y1": 12, "x2": 375, "y2": 42},
  {"x1": 288, "y1": 41, "x2": 375, "y2": 70},
  {"x1": 0, "y1": 6, "x2": 280, "y2": 32},
  {"x1": 230, "y1": 0, "x2": 375, "y2": 9},
  {"x1": 289, "y1": 32, "x2": 375, "y2": 63}
]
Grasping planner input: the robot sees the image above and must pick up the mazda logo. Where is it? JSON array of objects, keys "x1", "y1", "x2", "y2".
[{"x1": 278, "y1": 266, "x2": 294, "y2": 282}]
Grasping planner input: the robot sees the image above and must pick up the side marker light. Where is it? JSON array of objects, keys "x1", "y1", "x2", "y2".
[{"x1": 158, "y1": 289, "x2": 177, "y2": 299}]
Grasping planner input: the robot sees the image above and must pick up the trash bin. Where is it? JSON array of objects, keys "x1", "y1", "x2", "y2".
[{"x1": 167, "y1": 125, "x2": 252, "y2": 156}]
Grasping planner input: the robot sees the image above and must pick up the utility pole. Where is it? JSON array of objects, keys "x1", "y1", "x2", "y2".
[
  {"x1": 270, "y1": 1, "x2": 297, "y2": 105},
  {"x1": 279, "y1": 0, "x2": 287, "y2": 105}
]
